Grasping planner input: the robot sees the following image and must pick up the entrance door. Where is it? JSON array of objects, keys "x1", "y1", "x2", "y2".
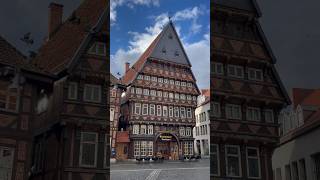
[{"x1": 0, "y1": 146, "x2": 14, "y2": 180}]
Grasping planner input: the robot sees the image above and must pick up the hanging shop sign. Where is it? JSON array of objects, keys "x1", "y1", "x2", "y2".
[{"x1": 159, "y1": 134, "x2": 173, "y2": 141}]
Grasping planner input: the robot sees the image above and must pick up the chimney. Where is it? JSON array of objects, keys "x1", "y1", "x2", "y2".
[
  {"x1": 125, "y1": 62, "x2": 130, "y2": 73},
  {"x1": 48, "y1": 3, "x2": 63, "y2": 38}
]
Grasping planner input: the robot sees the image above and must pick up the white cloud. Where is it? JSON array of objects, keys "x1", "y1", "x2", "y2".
[
  {"x1": 110, "y1": 0, "x2": 160, "y2": 25},
  {"x1": 172, "y1": 6, "x2": 204, "y2": 34},
  {"x1": 111, "y1": 6, "x2": 210, "y2": 89}
]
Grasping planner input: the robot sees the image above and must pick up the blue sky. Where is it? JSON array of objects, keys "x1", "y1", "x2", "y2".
[{"x1": 110, "y1": 0, "x2": 210, "y2": 90}]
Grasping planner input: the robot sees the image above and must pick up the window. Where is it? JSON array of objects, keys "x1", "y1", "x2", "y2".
[
  {"x1": 136, "y1": 88, "x2": 142, "y2": 94},
  {"x1": 174, "y1": 107, "x2": 179, "y2": 117},
  {"x1": 83, "y1": 84, "x2": 101, "y2": 103},
  {"x1": 228, "y1": 65, "x2": 244, "y2": 78},
  {"x1": 110, "y1": 108, "x2": 115, "y2": 122},
  {"x1": 292, "y1": 161, "x2": 299, "y2": 180},
  {"x1": 246, "y1": 147, "x2": 261, "y2": 178},
  {"x1": 175, "y1": 93, "x2": 180, "y2": 100},
  {"x1": 169, "y1": 106, "x2": 173, "y2": 117},
  {"x1": 151, "y1": 76, "x2": 157, "y2": 82},
  {"x1": 134, "y1": 103, "x2": 141, "y2": 115},
  {"x1": 248, "y1": 68, "x2": 263, "y2": 81},
  {"x1": 150, "y1": 90, "x2": 156, "y2": 96},
  {"x1": 226, "y1": 104, "x2": 241, "y2": 120},
  {"x1": 134, "y1": 141, "x2": 140, "y2": 157},
  {"x1": 187, "y1": 95, "x2": 192, "y2": 100},
  {"x1": 130, "y1": 87, "x2": 135, "y2": 94},
  {"x1": 299, "y1": 159, "x2": 306, "y2": 180},
  {"x1": 213, "y1": 62, "x2": 224, "y2": 75},
  {"x1": 148, "y1": 125, "x2": 153, "y2": 135},
  {"x1": 247, "y1": 107, "x2": 261, "y2": 121},
  {"x1": 111, "y1": 90, "x2": 116, "y2": 97},
  {"x1": 157, "y1": 105, "x2": 162, "y2": 116},
  {"x1": 163, "y1": 106, "x2": 168, "y2": 117},
  {"x1": 163, "y1": 91, "x2": 168, "y2": 98},
  {"x1": 180, "y1": 107, "x2": 186, "y2": 118},
  {"x1": 225, "y1": 145, "x2": 241, "y2": 177},
  {"x1": 143, "y1": 89, "x2": 149, "y2": 96},
  {"x1": 133, "y1": 125, "x2": 139, "y2": 134},
  {"x1": 180, "y1": 94, "x2": 186, "y2": 100},
  {"x1": 168, "y1": 93, "x2": 174, "y2": 99},
  {"x1": 181, "y1": 81, "x2": 186, "y2": 86},
  {"x1": 285, "y1": 164, "x2": 291, "y2": 180},
  {"x1": 88, "y1": 42, "x2": 106, "y2": 56},
  {"x1": 140, "y1": 141, "x2": 147, "y2": 156},
  {"x1": 164, "y1": 79, "x2": 168, "y2": 84},
  {"x1": 144, "y1": 75, "x2": 150, "y2": 81},
  {"x1": 170, "y1": 79, "x2": 175, "y2": 85},
  {"x1": 149, "y1": 104, "x2": 155, "y2": 116},
  {"x1": 213, "y1": 102, "x2": 221, "y2": 118},
  {"x1": 68, "y1": 82, "x2": 78, "y2": 99},
  {"x1": 157, "y1": 91, "x2": 162, "y2": 97},
  {"x1": 211, "y1": 144, "x2": 220, "y2": 176},
  {"x1": 187, "y1": 108, "x2": 192, "y2": 118},
  {"x1": 184, "y1": 142, "x2": 193, "y2": 155},
  {"x1": 137, "y1": 74, "x2": 143, "y2": 80},
  {"x1": 175, "y1": 81, "x2": 180, "y2": 86},
  {"x1": 147, "y1": 141, "x2": 153, "y2": 156},
  {"x1": 187, "y1": 83, "x2": 192, "y2": 87},
  {"x1": 140, "y1": 125, "x2": 146, "y2": 134},
  {"x1": 158, "y1": 78, "x2": 163, "y2": 83},
  {"x1": 264, "y1": 109, "x2": 274, "y2": 123},
  {"x1": 192, "y1": 96, "x2": 197, "y2": 101},
  {"x1": 142, "y1": 104, "x2": 148, "y2": 115},
  {"x1": 0, "y1": 85, "x2": 18, "y2": 112},
  {"x1": 79, "y1": 132, "x2": 98, "y2": 167},
  {"x1": 179, "y1": 127, "x2": 185, "y2": 136},
  {"x1": 186, "y1": 127, "x2": 191, "y2": 136}
]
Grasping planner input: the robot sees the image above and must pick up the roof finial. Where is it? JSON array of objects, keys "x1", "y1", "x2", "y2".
[{"x1": 168, "y1": 12, "x2": 172, "y2": 22}]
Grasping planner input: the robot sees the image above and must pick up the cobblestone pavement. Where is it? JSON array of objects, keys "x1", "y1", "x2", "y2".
[{"x1": 111, "y1": 158, "x2": 209, "y2": 180}]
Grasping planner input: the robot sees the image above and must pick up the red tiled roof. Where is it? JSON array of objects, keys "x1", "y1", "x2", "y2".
[
  {"x1": 121, "y1": 33, "x2": 162, "y2": 85},
  {"x1": 32, "y1": 0, "x2": 107, "y2": 74},
  {"x1": 292, "y1": 88, "x2": 320, "y2": 107},
  {"x1": 116, "y1": 131, "x2": 130, "y2": 143}
]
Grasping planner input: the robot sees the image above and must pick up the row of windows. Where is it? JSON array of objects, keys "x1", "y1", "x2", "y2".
[
  {"x1": 274, "y1": 158, "x2": 307, "y2": 180},
  {"x1": 195, "y1": 125, "x2": 209, "y2": 136},
  {"x1": 130, "y1": 87, "x2": 197, "y2": 101},
  {"x1": 211, "y1": 145, "x2": 261, "y2": 178},
  {"x1": 213, "y1": 63, "x2": 264, "y2": 81},
  {"x1": 68, "y1": 83, "x2": 102, "y2": 103},
  {"x1": 212, "y1": 102, "x2": 274, "y2": 123},
  {"x1": 134, "y1": 141, "x2": 153, "y2": 157},
  {"x1": 134, "y1": 103, "x2": 194, "y2": 118},
  {"x1": 196, "y1": 111, "x2": 209, "y2": 123},
  {"x1": 132, "y1": 124, "x2": 153, "y2": 135},
  {"x1": 136, "y1": 74, "x2": 194, "y2": 87}
]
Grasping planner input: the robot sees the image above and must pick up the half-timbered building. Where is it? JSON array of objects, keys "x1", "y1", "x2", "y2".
[
  {"x1": 0, "y1": 36, "x2": 55, "y2": 180},
  {"x1": 119, "y1": 21, "x2": 200, "y2": 160},
  {"x1": 30, "y1": 0, "x2": 109, "y2": 180},
  {"x1": 212, "y1": 0, "x2": 290, "y2": 179}
]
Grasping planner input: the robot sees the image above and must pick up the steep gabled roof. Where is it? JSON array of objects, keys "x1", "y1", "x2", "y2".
[
  {"x1": 213, "y1": 0, "x2": 261, "y2": 17},
  {"x1": 292, "y1": 88, "x2": 320, "y2": 107},
  {"x1": 32, "y1": 0, "x2": 107, "y2": 75},
  {"x1": 121, "y1": 21, "x2": 193, "y2": 85}
]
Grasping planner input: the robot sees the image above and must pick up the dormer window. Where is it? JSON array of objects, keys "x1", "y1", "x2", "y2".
[
  {"x1": 168, "y1": 34, "x2": 173, "y2": 39},
  {"x1": 175, "y1": 50, "x2": 179, "y2": 56},
  {"x1": 88, "y1": 42, "x2": 106, "y2": 56},
  {"x1": 162, "y1": 47, "x2": 166, "y2": 53}
]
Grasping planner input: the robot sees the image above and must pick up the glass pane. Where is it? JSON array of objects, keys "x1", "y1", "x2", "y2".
[
  {"x1": 227, "y1": 156, "x2": 240, "y2": 176},
  {"x1": 81, "y1": 143, "x2": 96, "y2": 166},
  {"x1": 248, "y1": 158, "x2": 259, "y2": 177},
  {"x1": 82, "y1": 133, "x2": 96, "y2": 142},
  {"x1": 247, "y1": 148, "x2": 258, "y2": 157},
  {"x1": 211, "y1": 154, "x2": 218, "y2": 175}
]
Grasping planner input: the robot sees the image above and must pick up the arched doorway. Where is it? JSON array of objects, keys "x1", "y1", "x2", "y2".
[{"x1": 154, "y1": 133, "x2": 180, "y2": 160}]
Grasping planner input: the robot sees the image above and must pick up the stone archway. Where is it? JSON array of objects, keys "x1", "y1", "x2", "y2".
[{"x1": 154, "y1": 132, "x2": 180, "y2": 160}]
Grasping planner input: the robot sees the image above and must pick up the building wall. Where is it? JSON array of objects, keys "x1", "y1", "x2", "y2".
[
  {"x1": 272, "y1": 126, "x2": 320, "y2": 180},
  {"x1": 194, "y1": 101, "x2": 210, "y2": 157}
]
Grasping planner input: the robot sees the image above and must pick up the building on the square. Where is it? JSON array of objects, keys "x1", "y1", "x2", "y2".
[
  {"x1": 0, "y1": 35, "x2": 54, "y2": 180},
  {"x1": 29, "y1": 0, "x2": 109, "y2": 179},
  {"x1": 211, "y1": 0, "x2": 290, "y2": 179},
  {"x1": 118, "y1": 20, "x2": 200, "y2": 160},
  {"x1": 194, "y1": 89, "x2": 210, "y2": 157},
  {"x1": 110, "y1": 74, "x2": 126, "y2": 161},
  {"x1": 272, "y1": 88, "x2": 320, "y2": 180}
]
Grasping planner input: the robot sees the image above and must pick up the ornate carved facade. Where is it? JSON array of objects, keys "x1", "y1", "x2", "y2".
[
  {"x1": 211, "y1": 1, "x2": 290, "y2": 179},
  {"x1": 119, "y1": 21, "x2": 200, "y2": 160}
]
